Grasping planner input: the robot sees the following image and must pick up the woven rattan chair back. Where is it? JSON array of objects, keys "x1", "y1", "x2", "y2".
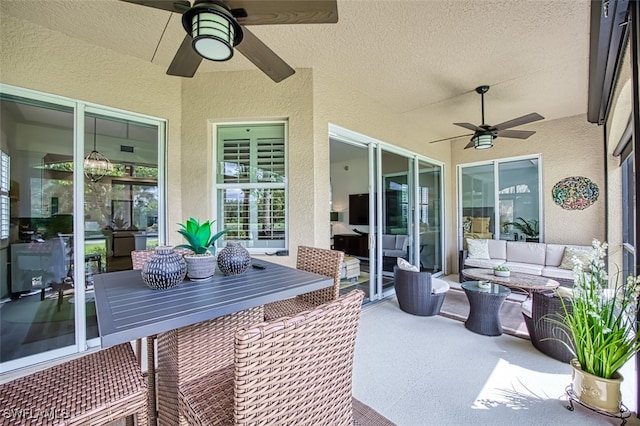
[
  {"x1": 178, "y1": 289, "x2": 365, "y2": 425},
  {"x1": 0, "y1": 344, "x2": 147, "y2": 426},
  {"x1": 131, "y1": 249, "x2": 155, "y2": 270},
  {"x1": 296, "y1": 245, "x2": 344, "y2": 305}
]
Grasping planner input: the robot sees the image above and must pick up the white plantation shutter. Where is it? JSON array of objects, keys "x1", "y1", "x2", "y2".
[{"x1": 216, "y1": 123, "x2": 287, "y2": 251}]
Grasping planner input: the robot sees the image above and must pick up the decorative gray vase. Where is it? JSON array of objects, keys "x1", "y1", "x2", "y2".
[
  {"x1": 217, "y1": 242, "x2": 251, "y2": 276},
  {"x1": 141, "y1": 246, "x2": 187, "y2": 290}
]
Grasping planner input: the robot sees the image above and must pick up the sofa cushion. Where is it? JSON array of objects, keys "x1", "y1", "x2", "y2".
[
  {"x1": 506, "y1": 241, "x2": 546, "y2": 265},
  {"x1": 502, "y1": 261, "x2": 544, "y2": 276},
  {"x1": 464, "y1": 257, "x2": 506, "y2": 269},
  {"x1": 395, "y1": 235, "x2": 408, "y2": 250},
  {"x1": 559, "y1": 247, "x2": 591, "y2": 270},
  {"x1": 382, "y1": 234, "x2": 396, "y2": 250},
  {"x1": 487, "y1": 239, "x2": 507, "y2": 260},
  {"x1": 545, "y1": 244, "x2": 567, "y2": 267},
  {"x1": 521, "y1": 298, "x2": 532, "y2": 318},
  {"x1": 397, "y1": 257, "x2": 419, "y2": 272},
  {"x1": 541, "y1": 266, "x2": 575, "y2": 282},
  {"x1": 431, "y1": 278, "x2": 450, "y2": 294},
  {"x1": 467, "y1": 238, "x2": 490, "y2": 259}
]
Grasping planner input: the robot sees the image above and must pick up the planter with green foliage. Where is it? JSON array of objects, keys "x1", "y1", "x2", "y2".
[
  {"x1": 504, "y1": 217, "x2": 539, "y2": 241},
  {"x1": 176, "y1": 218, "x2": 227, "y2": 281}
]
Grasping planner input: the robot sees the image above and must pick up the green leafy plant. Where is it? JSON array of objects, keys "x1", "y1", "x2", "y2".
[
  {"x1": 556, "y1": 240, "x2": 640, "y2": 379},
  {"x1": 504, "y1": 217, "x2": 539, "y2": 238},
  {"x1": 494, "y1": 266, "x2": 510, "y2": 272},
  {"x1": 176, "y1": 217, "x2": 227, "y2": 255}
]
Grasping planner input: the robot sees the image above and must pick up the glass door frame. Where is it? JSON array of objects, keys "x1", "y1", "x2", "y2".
[{"x1": 0, "y1": 83, "x2": 167, "y2": 373}]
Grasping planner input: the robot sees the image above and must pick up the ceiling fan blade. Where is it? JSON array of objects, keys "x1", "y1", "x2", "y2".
[
  {"x1": 229, "y1": 0, "x2": 338, "y2": 25},
  {"x1": 464, "y1": 140, "x2": 476, "y2": 149},
  {"x1": 454, "y1": 122, "x2": 484, "y2": 132},
  {"x1": 428, "y1": 133, "x2": 473, "y2": 144},
  {"x1": 496, "y1": 129, "x2": 536, "y2": 140},
  {"x1": 235, "y1": 27, "x2": 295, "y2": 82},
  {"x1": 167, "y1": 35, "x2": 203, "y2": 77},
  {"x1": 493, "y1": 113, "x2": 544, "y2": 131},
  {"x1": 119, "y1": 0, "x2": 190, "y2": 14}
]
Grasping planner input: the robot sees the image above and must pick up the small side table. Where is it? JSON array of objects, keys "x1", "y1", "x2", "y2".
[{"x1": 461, "y1": 281, "x2": 511, "y2": 336}]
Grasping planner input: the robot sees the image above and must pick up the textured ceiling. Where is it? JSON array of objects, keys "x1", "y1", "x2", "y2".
[{"x1": 0, "y1": 0, "x2": 592, "y2": 144}]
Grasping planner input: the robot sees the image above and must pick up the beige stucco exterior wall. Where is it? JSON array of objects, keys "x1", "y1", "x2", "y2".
[
  {"x1": 451, "y1": 113, "x2": 605, "y2": 269},
  {"x1": 0, "y1": 15, "x2": 184, "y2": 242}
]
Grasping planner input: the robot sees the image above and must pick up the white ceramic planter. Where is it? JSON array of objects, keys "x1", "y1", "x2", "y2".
[{"x1": 494, "y1": 270, "x2": 510, "y2": 277}]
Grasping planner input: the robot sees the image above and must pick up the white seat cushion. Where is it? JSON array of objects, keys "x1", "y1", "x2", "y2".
[
  {"x1": 397, "y1": 257, "x2": 419, "y2": 272},
  {"x1": 541, "y1": 266, "x2": 574, "y2": 282},
  {"x1": 464, "y1": 258, "x2": 506, "y2": 269},
  {"x1": 502, "y1": 261, "x2": 544, "y2": 275},
  {"x1": 431, "y1": 278, "x2": 449, "y2": 294}
]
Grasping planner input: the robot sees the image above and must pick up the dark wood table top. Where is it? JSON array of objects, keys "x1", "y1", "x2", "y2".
[{"x1": 93, "y1": 258, "x2": 332, "y2": 348}]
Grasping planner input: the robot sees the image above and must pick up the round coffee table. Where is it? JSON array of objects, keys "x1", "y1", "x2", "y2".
[
  {"x1": 460, "y1": 281, "x2": 511, "y2": 336},
  {"x1": 461, "y1": 268, "x2": 559, "y2": 297}
]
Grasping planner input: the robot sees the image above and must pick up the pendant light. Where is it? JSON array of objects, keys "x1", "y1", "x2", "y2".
[{"x1": 84, "y1": 117, "x2": 112, "y2": 182}]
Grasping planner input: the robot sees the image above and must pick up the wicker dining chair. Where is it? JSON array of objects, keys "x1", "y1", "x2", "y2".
[
  {"x1": 0, "y1": 343, "x2": 146, "y2": 426},
  {"x1": 263, "y1": 246, "x2": 344, "y2": 320},
  {"x1": 178, "y1": 289, "x2": 365, "y2": 425}
]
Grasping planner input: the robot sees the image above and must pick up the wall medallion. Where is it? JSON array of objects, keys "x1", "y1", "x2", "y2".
[{"x1": 552, "y1": 176, "x2": 599, "y2": 210}]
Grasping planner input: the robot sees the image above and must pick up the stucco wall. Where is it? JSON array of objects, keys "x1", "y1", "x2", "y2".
[
  {"x1": 452, "y1": 113, "x2": 605, "y2": 259},
  {"x1": 0, "y1": 14, "x2": 184, "y2": 243}
]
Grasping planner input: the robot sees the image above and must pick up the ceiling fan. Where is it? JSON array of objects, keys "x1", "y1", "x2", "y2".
[
  {"x1": 429, "y1": 85, "x2": 544, "y2": 149},
  {"x1": 120, "y1": 0, "x2": 338, "y2": 83}
]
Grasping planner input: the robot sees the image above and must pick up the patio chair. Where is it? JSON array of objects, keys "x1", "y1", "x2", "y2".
[
  {"x1": 394, "y1": 266, "x2": 449, "y2": 316},
  {"x1": 263, "y1": 245, "x2": 344, "y2": 320},
  {"x1": 178, "y1": 289, "x2": 365, "y2": 425},
  {"x1": 521, "y1": 290, "x2": 574, "y2": 362},
  {"x1": 0, "y1": 343, "x2": 146, "y2": 425}
]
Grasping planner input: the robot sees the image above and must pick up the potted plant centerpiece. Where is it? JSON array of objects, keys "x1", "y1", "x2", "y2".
[
  {"x1": 557, "y1": 239, "x2": 640, "y2": 414},
  {"x1": 493, "y1": 266, "x2": 510, "y2": 277},
  {"x1": 176, "y1": 217, "x2": 227, "y2": 281},
  {"x1": 504, "y1": 217, "x2": 539, "y2": 242}
]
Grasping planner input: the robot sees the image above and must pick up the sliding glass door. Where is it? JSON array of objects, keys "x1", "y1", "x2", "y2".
[
  {"x1": 459, "y1": 156, "x2": 541, "y2": 249},
  {"x1": 0, "y1": 85, "x2": 165, "y2": 372}
]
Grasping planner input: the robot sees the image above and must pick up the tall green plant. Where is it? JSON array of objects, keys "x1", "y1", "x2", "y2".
[
  {"x1": 504, "y1": 217, "x2": 539, "y2": 237},
  {"x1": 176, "y1": 217, "x2": 227, "y2": 255},
  {"x1": 558, "y1": 240, "x2": 640, "y2": 378}
]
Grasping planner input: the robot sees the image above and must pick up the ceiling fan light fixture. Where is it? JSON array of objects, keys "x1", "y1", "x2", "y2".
[
  {"x1": 472, "y1": 133, "x2": 494, "y2": 149},
  {"x1": 183, "y1": 2, "x2": 243, "y2": 62}
]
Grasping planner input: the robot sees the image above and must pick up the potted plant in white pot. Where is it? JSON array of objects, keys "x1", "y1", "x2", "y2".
[
  {"x1": 176, "y1": 217, "x2": 227, "y2": 281},
  {"x1": 556, "y1": 239, "x2": 640, "y2": 414}
]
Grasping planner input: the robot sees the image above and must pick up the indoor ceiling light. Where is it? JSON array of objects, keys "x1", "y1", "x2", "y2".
[
  {"x1": 472, "y1": 133, "x2": 494, "y2": 149},
  {"x1": 84, "y1": 117, "x2": 113, "y2": 182},
  {"x1": 183, "y1": 1, "x2": 243, "y2": 62}
]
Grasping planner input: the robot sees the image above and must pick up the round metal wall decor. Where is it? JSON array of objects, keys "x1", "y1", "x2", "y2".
[{"x1": 551, "y1": 176, "x2": 599, "y2": 210}]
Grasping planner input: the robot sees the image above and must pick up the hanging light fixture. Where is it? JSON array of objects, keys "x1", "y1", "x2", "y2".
[
  {"x1": 471, "y1": 133, "x2": 494, "y2": 149},
  {"x1": 183, "y1": 1, "x2": 243, "y2": 62},
  {"x1": 84, "y1": 117, "x2": 112, "y2": 182}
]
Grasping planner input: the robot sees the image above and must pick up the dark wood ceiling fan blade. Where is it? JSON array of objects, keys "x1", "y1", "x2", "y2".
[
  {"x1": 235, "y1": 27, "x2": 295, "y2": 82},
  {"x1": 119, "y1": 0, "x2": 190, "y2": 14},
  {"x1": 464, "y1": 140, "x2": 476, "y2": 149},
  {"x1": 166, "y1": 35, "x2": 203, "y2": 77},
  {"x1": 428, "y1": 133, "x2": 473, "y2": 144},
  {"x1": 493, "y1": 112, "x2": 544, "y2": 131},
  {"x1": 454, "y1": 122, "x2": 484, "y2": 132},
  {"x1": 497, "y1": 129, "x2": 536, "y2": 139},
  {"x1": 229, "y1": 0, "x2": 338, "y2": 25}
]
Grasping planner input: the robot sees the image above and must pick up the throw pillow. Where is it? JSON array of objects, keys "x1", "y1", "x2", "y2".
[
  {"x1": 466, "y1": 238, "x2": 490, "y2": 259},
  {"x1": 462, "y1": 218, "x2": 472, "y2": 233},
  {"x1": 397, "y1": 257, "x2": 419, "y2": 272},
  {"x1": 559, "y1": 247, "x2": 591, "y2": 270}
]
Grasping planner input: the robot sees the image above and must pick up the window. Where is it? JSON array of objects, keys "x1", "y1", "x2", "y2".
[
  {"x1": 0, "y1": 150, "x2": 8, "y2": 239},
  {"x1": 215, "y1": 123, "x2": 287, "y2": 251},
  {"x1": 622, "y1": 154, "x2": 635, "y2": 280}
]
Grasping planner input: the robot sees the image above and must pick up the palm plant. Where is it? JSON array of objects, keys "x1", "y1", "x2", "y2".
[{"x1": 504, "y1": 217, "x2": 539, "y2": 238}]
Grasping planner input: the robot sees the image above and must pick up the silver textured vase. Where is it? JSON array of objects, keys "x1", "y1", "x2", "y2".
[
  {"x1": 141, "y1": 246, "x2": 187, "y2": 290},
  {"x1": 217, "y1": 242, "x2": 251, "y2": 276}
]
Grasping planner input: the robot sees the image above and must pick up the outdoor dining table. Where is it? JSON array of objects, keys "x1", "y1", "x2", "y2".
[{"x1": 93, "y1": 258, "x2": 333, "y2": 424}]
